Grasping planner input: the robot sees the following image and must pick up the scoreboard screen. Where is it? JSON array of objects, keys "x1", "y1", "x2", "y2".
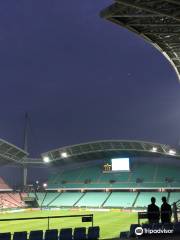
[{"x1": 111, "y1": 158, "x2": 130, "y2": 171}]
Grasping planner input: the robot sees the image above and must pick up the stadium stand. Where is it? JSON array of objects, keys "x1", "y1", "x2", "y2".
[
  {"x1": 49, "y1": 192, "x2": 83, "y2": 207},
  {"x1": 103, "y1": 192, "x2": 137, "y2": 208},
  {"x1": 0, "y1": 193, "x2": 25, "y2": 208},
  {"x1": 29, "y1": 192, "x2": 46, "y2": 207},
  {"x1": 155, "y1": 165, "x2": 180, "y2": 182},
  {"x1": 1, "y1": 190, "x2": 179, "y2": 210},
  {"x1": 134, "y1": 192, "x2": 168, "y2": 208},
  {"x1": 41, "y1": 192, "x2": 60, "y2": 207},
  {"x1": 75, "y1": 192, "x2": 109, "y2": 207},
  {"x1": 31, "y1": 190, "x2": 178, "y2": 209},
  {"x1": 0, "y1": 177, "x2": 11, "y2": 190},
  {"x1": 47, "y1": 162, "x2": 180, "y2": 189}
]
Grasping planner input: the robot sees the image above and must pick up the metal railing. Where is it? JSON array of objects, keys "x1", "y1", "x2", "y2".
[{"x1": 0, "y1": 214, "x2": 94, "y2": 230}]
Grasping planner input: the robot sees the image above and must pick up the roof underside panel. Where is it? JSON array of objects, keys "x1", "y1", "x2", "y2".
[
  {"x1": 100, "y1": 0, "x2": 180, "y2": 81},
  {"x1": 41, "y1": 140, "x2": 180, "y2": 164},
  {"x1": 0, "y1": 139, "x2": 28, "y2": 165}
]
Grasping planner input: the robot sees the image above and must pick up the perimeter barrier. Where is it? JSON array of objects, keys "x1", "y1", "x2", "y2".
[{"x1": 0, "y1": 213, "x2": 94, "y2": 230}]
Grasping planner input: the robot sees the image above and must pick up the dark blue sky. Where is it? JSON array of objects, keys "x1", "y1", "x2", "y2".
[{"x1": 0, "y1": 0, "x2": 180, "y2": 157}]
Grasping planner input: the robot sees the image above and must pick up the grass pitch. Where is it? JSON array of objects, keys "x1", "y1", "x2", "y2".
[{"x1": 0, "y1": 209, "x2": 137, "y2": 239}]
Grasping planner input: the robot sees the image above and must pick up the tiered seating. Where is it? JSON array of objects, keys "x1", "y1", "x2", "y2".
[
  {"x1": 0, "y1": 226, "x2": 100, "y2": 240},
  {"x1": 77, "y1": 166, "x2": 102, "y2": 182},
  {"x1": 42, "y1": 192, "x2": 59, "y2": 207},
  {"x1": 103, "y1": 192, "x2": 137, "y2": 208},
  {"x1": 29, "y1": 192, "x2": 46, "y2": 207},
  {"x1": 75, "y1": 192, "x2": 109, "y2": 207},
  {"x1": 0, "y1": 193, "x2": 19, "y2": 208},
  {"x1": 130, "y1": 163, "x2": 156, "y2": 182},
  {"x1": 134, "y1": 192, "x2": 168, "y2": 208},
  {"x1": 97, "y1": 171, "x2": 130, "y2": 182},
  {"x1": 48, "y1": 162, "x2": 180, "y2": 189},
  {"x1": 37, "y1": 192, "x2": 46, "y2": 206},
  {"x1": 49, "y1": 192, "x2": 83, "y2": 207},
  {"x1": 7, "y1": 193, "x2": 24, "y2": 207},
  {"x1": 20, "y1": 192, "x2": 28, "y2": 198},
  {"x1": 155, "y1": 166, "x2": 180, "y2": 182},
  {"x1": 0, "y1": 177, "x2": 11, "y2": 190}
]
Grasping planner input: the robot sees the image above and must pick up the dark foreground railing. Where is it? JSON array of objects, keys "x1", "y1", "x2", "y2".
[{"x1": 0, "y1": 213, "x2": 94, "y2": 230}]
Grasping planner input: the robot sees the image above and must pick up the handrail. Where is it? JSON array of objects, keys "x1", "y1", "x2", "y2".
[{"x1": 0, "y1": 214, "x2": 94, "y2": 229}]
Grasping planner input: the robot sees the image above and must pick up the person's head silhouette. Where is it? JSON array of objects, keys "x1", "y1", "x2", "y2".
[
  {"x1": 151, "y1": 197, "x2": 156, "y2": 204},
  {"x1": 162, "y1": 196, "x2": 167, "y2": 203}
]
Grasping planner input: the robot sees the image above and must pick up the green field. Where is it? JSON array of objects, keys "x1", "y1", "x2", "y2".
[{"x1": 0, "y1": 209, "x2": 137, "y2": 239}]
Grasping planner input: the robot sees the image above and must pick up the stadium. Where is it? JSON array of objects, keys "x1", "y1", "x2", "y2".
[
  {"x1": 0, "y1": 138, "x2": 180, "y2": 239},
  {"x1": 0, "y1": 0, "x2": 180, "y2": 240}
]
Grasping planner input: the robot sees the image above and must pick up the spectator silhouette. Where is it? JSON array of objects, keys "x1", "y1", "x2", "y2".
[
  {"x1": 147, "y1": 197, "x2": 160, "y2": 224},
  {"x1": 161, "y1": 196, "x2": 172, "y2": 223}
]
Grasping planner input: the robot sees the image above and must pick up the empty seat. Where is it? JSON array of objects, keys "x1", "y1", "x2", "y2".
[
  {"x1": 0, "y1": 233, "x2": 11, "y2": 240},
  {"x1": 59, "y1": 228, "x2": 72, "y2": 240},
  {"x1": 87, "y1": 226, "x2": 99, "y2": 240},
  {"x1": 74, "y1": 227, "x2": 86, "y2": 240},
  {"x1": 44, "y1": 229, "x2": 58, "y2": 240},
  {"x1": 29, "y1": 230, "x2": 43, "y2": 240},
  {"x1": 13, "y1": 231, "x2": 27, "y2": 240},
  {"x1": 119, "y1": 231, "x2": 129, "y2": 239}
]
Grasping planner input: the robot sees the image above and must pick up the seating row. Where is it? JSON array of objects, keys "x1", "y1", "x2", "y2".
[{"x1": 0, "y1": 226, "x2": 100, "y2": 240}]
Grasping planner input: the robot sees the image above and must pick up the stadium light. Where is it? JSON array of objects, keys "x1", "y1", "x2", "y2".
[
  {"x1": 168, "y1": 149, "x2": 176, "y2": 156},
  {"x1": 43, "y1": 183, "x2": 47, "y2": 188},
  {"x1": 43, "y1": 156, "x2": 50, "y2": 163},
  {"x1": 151, "y1": 147, "x2": 157, "y2": 152},
  {"x1": 61, "y1": 152, "x2": 68, "y2": 158}
]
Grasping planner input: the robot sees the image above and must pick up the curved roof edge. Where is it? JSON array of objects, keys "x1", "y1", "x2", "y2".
[
  {"x1": 41, "y1": 139, "x2": 180, "y2": 164},
  {"x1": 100, "y1": 0, "x2": 180, "y2": 81}
]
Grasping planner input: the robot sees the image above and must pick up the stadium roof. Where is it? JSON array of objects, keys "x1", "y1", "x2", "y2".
[
  {"x1": 100, "y1": 0, "x2": 180, "y2": 81},
  {"x1": 0, "y1": 138, "x2": 28, "y2": 165},
  {"x1": 41, "y1": 140, "x2": 180, "y2": 164}
]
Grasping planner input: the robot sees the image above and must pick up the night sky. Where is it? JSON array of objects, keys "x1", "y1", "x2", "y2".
[{"x1": 1, "y1": 0, "x2": 180, "y2": 158}]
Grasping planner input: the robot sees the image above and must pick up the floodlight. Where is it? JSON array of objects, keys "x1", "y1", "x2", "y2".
[
  {"x1": 151, "y1": 147, "x2": 157, "y2": 152},
  {"x1": 61, "y1": 152, "x2": 68, "y2": 158},
  {"x1": 43, "y1": 156, "x2": 50, "y2": 163},
  {"x1": 168, "y1": 149, "x2": 176, "y2": 155},
  {"x1": 43, "y1": 183, "x2": 47, "y2": 188}
]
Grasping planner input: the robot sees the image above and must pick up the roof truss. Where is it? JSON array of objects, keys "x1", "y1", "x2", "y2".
[{"x1": 101, "y1": 0, "x2": 180, "y2": 81}]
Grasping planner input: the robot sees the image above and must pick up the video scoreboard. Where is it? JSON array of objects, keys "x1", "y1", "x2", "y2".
[{"x1": 103, "y1": 158, "x2": 130, "y2": 172}]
